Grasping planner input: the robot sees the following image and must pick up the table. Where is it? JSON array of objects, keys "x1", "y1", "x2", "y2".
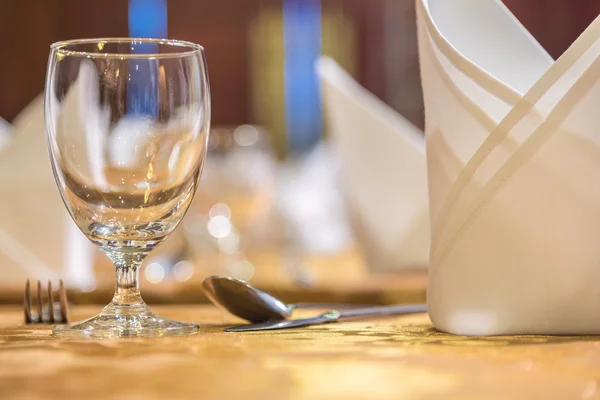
[{"x1": 2, "y1": 306, "x2": 600, "y2": 399}]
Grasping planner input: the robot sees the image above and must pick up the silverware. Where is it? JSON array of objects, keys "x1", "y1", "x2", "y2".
[
  {"x1": 225, "y1": 303, "x2": 427, "y2": 332},
  {"x1": 24, "y1": 280, "x2": 70, "y2": 324},
  {"x1": 202, "y1": 275, "x2": 381, "y2": 323}
]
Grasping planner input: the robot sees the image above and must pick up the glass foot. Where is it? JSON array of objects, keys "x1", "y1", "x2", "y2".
[{"x1": 52, "y1": 303, "x2": 199, "y2": 338}]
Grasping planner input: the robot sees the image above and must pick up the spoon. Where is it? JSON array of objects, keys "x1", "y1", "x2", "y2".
[
  {"x1": 225, "y1": 304, "x2": 428, "y2": 332},
  {"x1": 202, "y1": 276, "x2": 364, "y2": 322},
  {"x1": 201, "y1": 276, "x2": 427, "y2": 327}
]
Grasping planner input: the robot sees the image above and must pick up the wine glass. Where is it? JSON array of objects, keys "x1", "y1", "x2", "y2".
[{"x1": 44, "y1": 38, "x2": 210, "y2": 338}]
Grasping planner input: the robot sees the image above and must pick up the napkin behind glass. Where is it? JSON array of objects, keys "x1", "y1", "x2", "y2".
[
  {"x1": 0, "y1": 117, "x2": 11, "y2": 152},
  {"x1": 419, "y1": 0, "x2": 600, "y2": 335},
  {"x1": 0, "y1": 89, "x2": 95, "y2": 289},
  {"x1": 317, "y1": 56, "x2": 430, "y2": 271}
]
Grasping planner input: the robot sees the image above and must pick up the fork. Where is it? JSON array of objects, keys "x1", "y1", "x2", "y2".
[{"x1": 24, "y1": 280, "x2": 70, "y2": 324}]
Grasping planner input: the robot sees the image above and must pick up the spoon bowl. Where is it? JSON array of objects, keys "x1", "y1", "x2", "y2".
[{"x1": 202, "y1": 276, "x2": 292, "y2": 322}]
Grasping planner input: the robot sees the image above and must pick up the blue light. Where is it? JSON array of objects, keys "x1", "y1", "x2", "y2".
[
  {"x1": 283, "y1": 0, "x2": 323, "y2": 155},
  {"x1": 127, "y1": 0, "x2": 168, "y2": 116},
  {"x1": 128, "y1": 0, "x2": 168, "y2": 39}
]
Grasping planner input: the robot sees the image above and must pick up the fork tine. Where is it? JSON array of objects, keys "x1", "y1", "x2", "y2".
[
  {"x1": 59, "y1": 280, "x2": 69, "y2": 323},
  {"x1": 36, "y1": 280, "x2": 42, "y2": 323},
  {"x1": 23, "y1": 279, "x2": 70, "y2": 324},
  {"x1": 47, "y1": 281, "x2": 55, "y2": 323},
  {"x1": 24, "y1": 280, "x2": 31, "y2": 323}
]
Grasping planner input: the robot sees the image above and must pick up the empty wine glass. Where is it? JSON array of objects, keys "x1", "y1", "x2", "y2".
[{"x1": 44, "y1": 38, "x2": 210, "y2": 338}]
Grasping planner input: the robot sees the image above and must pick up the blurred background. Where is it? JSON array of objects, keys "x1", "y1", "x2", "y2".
[
  {"x1": 1, "y1": 0, "x2": 599, "y2": 305},
  {"x1": 2, "y1": 0, "x2": 600, "y2": 135}
]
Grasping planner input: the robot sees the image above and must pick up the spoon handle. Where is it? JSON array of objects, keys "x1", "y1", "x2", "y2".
[
  {"x1": 225, "y1": 313, "x2": 339, "y2": 332},
  {"x1": 290, "y1": 302, "x2": 379, "y2": 310},
  {"x1": 224, "y1": 303, "x2": 427, "y2": 332},
  {"x1": 337, "y1": 304, "x2": 427, "y2": 319}
]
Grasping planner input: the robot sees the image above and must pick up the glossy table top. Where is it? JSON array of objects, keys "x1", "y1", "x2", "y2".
[{"x1": 1, "y1": 305, "x2": 600, "y2": 399}]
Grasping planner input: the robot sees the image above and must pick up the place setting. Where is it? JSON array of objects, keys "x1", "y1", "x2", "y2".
[{"x1": 3, "y1": 0, "x2": 600, "y2": 398}]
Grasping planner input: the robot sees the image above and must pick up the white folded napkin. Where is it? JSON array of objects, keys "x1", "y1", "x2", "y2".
[
  {"x1": 317, "y1": 56, "x2": 430, "y2": 271},
  {"x1": 0, "y1": 93, "x2": 95, "y2": 288},
  {"x1": 0, "y1": 117, "x2": 11, "y2": 152},
  {"x1": 419, "y1": 0, "x2": 600, "y2": 335}
]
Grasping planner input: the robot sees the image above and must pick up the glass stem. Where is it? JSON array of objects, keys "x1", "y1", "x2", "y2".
[{"x1": 107, "y1": 252, "x2": 147, "y2": 309}]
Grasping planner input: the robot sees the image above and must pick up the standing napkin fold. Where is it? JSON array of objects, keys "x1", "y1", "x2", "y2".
[
  {"x1": 419, "y1": 0, "x2": 600, "y2": 334},
  {"x1": 0, "y1": 89, "x2": 96, "y2": 289},
  {"x1": 0, "y1": 117, "x2": 11, "y2": 152},
  {"x1": 317, "y1": 56, "x2": 429, "y2": 271}
]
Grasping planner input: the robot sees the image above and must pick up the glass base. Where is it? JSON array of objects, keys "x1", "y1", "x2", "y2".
[{"x1": 52, "y1": 303, "x2": 199, "y2": 339}]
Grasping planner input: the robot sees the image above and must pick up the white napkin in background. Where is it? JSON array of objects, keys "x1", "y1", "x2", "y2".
[
  {"x1": 316, "y1": 56, "x2": 430, "y2": 271},
  {"x1": 0, "y1": 117, "x2": 11, "y2": 152},
  {"x1": 0, "y1": 92, "x2": 96, "y2": 289},
  {"x1": 419, "y1": 0, "x2": 600, "y2": 335}
]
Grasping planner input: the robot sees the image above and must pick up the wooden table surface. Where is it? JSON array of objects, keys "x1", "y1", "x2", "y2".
[{"x1": 2, "y1": 305, "x2": 600, "y2": 399}]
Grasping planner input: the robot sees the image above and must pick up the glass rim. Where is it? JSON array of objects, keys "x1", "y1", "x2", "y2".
[{"x1": 50, "y1": 38, "x2": 204, "y2": 59}]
